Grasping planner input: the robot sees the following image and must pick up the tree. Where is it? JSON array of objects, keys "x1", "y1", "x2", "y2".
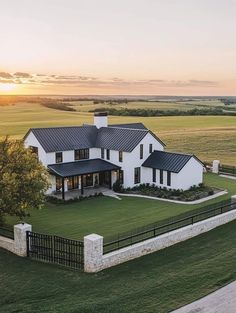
[{"x1": 0, "y1": 137, "x2": 49, "y2": 223}]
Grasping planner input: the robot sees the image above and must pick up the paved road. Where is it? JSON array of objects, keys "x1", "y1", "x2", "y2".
[{"x1": 171, "y1": 281, "x2": 236, "y2": 313}]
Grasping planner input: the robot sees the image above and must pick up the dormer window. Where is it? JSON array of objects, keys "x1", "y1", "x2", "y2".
[{"x1": 55, "y1": 152, "x2": 63, "y2": 163}]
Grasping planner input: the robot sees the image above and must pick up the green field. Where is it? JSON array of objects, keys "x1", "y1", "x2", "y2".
[
  {"x1": 6, "y1": 173, "x2": 236, "y2": 240},
  {"x1": 0, "y1": 101, "x2": 236, "y2": 164},
  {"x1": 1, "y1": 219, "x2": 235, "y2": 313}
]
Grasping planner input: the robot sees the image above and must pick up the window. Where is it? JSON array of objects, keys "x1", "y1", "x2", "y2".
[
  {"x1": 74, "y1": 148, "x2": 89, "y2": 160},
  {"x1": 134, "y1": 167, "x2": 141, "y2": 184},
  {"x1": 119, "y1": 170, "x2": 124, "y2": 184},
  {"x1": 149, "y1": 144, "x2": 153, "y2": 154},
  {"x1": 152, "y1": 168, "x2": 156, "y2": 182},
  {"x1": 167, "y1": 171, "x2": 171, "y2": 186},
  {"x1": 101, "y1": 148, "x2": 104, "y2": 159},
  {"x1": 160, "y1": 169, "x2": 163, "y2": 184},
  {"x1": 140, "y1": 144, "x2": 143, "y2": 159},
  {"x1": 119, "y1": 151, "x2": 123, "y2": 162},
  {"x1": 29, "y1": 146, "x2": 38, "y2": 157},
  {"x1": 106, "y1": 149, "x2": 110, "y2": 160},
  {"x1": 55, "y1": 152, "x2": 63, "y2": 163}
]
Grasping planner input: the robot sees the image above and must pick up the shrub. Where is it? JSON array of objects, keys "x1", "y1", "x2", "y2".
[{"x1": 113, "y1": 180, "x2": 123, "y2": 192}]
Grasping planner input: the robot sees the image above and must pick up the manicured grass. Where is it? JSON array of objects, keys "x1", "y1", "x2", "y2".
[
  {"x1": 0, "y1": 101, "x2": 236, "y2": 163},
  {"x1": 0, "y1": 220, "x2": 235, "y2": 313},
  {"x1": 6, "y1": 173, "x2": 236, "y2": 240}
]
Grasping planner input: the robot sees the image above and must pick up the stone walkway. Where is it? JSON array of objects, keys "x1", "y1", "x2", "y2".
[{"x1": 171, "y1": 281, "x2": 236, "y2": 313}]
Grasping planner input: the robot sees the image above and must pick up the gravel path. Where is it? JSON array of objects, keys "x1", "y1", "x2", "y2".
[{"x1": 171, "y1": 281, "x2": 236, "y2": 313}]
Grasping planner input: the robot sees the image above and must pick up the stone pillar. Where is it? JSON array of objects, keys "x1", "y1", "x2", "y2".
[
  {"x1": 212, "y1": 160, "x2": 220, "y2": 174},
  {"x1": 84, "y1": 234, "x2": 103, "y2": 273},
  {"x1": 231, "y1": 195, "x2": 236, "y2": 209},
  {"x1": 14, "y1": 223, "x2": 32, "y2": 257}
]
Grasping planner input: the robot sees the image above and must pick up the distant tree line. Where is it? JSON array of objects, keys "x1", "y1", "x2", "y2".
[
  {"x1": 90, "y1": 107, "x2": 236, "y2": 117},
  {"x1": 40, "y1": 102, "x2": 76, "y2": 112}
]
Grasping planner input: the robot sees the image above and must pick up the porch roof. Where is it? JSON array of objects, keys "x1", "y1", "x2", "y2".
[{"x1": 48, "y1": 158, "x2": 120, "y2": 178}]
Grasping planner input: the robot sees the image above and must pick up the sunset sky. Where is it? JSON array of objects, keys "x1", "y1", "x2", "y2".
[{"x1": 1, "y1": 0, "x2": 236, "y2": 95}]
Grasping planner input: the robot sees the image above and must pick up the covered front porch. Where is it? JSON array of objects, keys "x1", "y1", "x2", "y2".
[{"x1": 48, "y1": 159, "x2": 121, "y2": 200}]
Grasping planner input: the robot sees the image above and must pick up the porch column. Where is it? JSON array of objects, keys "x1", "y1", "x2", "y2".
[
  {"x1": 81, "y1": 175, "x2": 84, "y2": 195},
  {"x1": 109, "y1": 171, "x2": 112, "y2": 189},
  {"x1": 62, "y1": 177, "x2": 65, "y2": 200}
]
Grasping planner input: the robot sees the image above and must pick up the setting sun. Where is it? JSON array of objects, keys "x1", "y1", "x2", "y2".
[{"x1": 0, "y1": 83, "x2": 17, "y2": 93}]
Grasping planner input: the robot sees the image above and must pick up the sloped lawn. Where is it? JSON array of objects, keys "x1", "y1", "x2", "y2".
[{"x1": 6, "y1": 173, "x2": 236, "y2": 240}]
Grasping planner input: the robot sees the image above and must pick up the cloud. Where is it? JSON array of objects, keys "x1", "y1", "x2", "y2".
[
  {"x1": 0, "y1": 72, "x2": 13, "y2": 79},
  {"x1": 0, "y1": 71, "x2": 219, "y2": 91},
  {"x1": 14, "y1": 72, "x2": 32, "y2": 78}
]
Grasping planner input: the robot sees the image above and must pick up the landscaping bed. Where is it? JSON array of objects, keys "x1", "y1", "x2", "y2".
[{"x1": 119, "y1": 183, "x2": 222, "y2": 202}]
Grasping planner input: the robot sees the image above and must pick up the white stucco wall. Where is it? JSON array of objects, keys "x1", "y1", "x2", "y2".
[
  {"x1": 24, "y1": 132, "x2": 47, "y2": 165},
  {"x1": 100, "y1": 132, "x2": 164, "y2": 188},
  {"x1": 142, "y1": 157, "x2": 203, "y2": 191}
]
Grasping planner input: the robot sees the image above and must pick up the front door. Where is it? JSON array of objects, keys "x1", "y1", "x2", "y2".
[
  {"x1": 99, "y1": 171, "x2": 111, "y2": 188},
  {"x1": 83, "y1": 174, "x2": 93, "y2": 187}
]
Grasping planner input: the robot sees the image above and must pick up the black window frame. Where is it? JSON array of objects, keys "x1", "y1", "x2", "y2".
[
  {"x1": 119, "y1": 170, "x2": 124, "y2": 184},
  {"x1": 134, "y1": 167, "x2": 141, "y2": 184},
  {"x1": 149, "y1": 144, "x2": 153, "y2": 154},
  {"x1": 160, "y1": 169, "x2": 164, "y2": 184},
  {"x1": 55, "y1": 152, "x2": 63, "y2": 163},
  {"x1": 152, "y1": 168, "x2": 156, "y2": 182},
  {"x1": 106, "y1": 149, "x2": 110, "y2": 160},
  {"x1": 140, "y1": 144, "x2": 143, "y2": 159},
  {"x1": 119, "y1": 151, "x2": 123, "y2": 162},
  {"x1": 74, "y1": 148, "x2": 89, "y2": 161},
  {"x1": 167, "y1": 171, "x2": 171, "y2": 186},
  {"x1": 101, "y1": 148, "x2": 104, "y2": 159}
]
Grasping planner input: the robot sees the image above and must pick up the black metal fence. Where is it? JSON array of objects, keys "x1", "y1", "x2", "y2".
[
  {"x1": 219, "y1": 164, "x2": 236, "y2": 176},
  {"x1": 27, "y1": 231, "x2": 84, "y2": 270},
  {"x1": 103, "y1": 200, "x2": 235, "y2": 254},
  {"x1": 0, "y1": 225, "x2": 14, "y2": 239}
]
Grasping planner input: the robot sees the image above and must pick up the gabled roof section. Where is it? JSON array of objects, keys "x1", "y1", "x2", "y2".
[
  {"x1": 109, "y1": 123, "x2": 147, "y2": 130},
  {"x1": 28, "y1": 125, "x2": 97, "y2": 153},
  {"x1": 142, "y1": 150, "x2": 203, "y2": 173},
  {"x1": 48, "y1": 159, "x2": 120, "y2": 177},
  {"x1": 95, "y1": 127, "x2": 149, "y2": 152}
]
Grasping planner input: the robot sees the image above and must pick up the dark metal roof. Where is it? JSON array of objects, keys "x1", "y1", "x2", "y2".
[
  {"x1": 30, "y1": 126, "x2": 97, "y2": 153},
  {"x1": 109, "y1": 123, "x2": 147, "y2": 130},
  {"x1": 26, "y1": 123, "x2": 165, "y2": 153},
  {"x1": 142, "y1": 150, "x2": 202, "y2": 173},
  {"x1": 48, "y1": 159, "x2": 120, "y2": 177},
  {"x1": 96, "y1": 127, "x2": 148, "y2": 152}
]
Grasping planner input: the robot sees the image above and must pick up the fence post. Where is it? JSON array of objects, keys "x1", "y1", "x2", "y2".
[
  {"x1": 231, "y1": 195, "x2": 236, "y2": 209},
  {"x1": 14, "y1": 223, "x2": 32, "y2": 257},
  {"x1": 84, "y1": 234, "x2": 103, "y2": 273},
  {"x1": 212, "y1": 160, "x2": 220, "y2": 174}
]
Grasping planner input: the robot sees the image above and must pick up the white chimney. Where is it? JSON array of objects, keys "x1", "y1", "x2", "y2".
[{"x1": 94, "y1": 112, "x2": 108, "y2": 128}]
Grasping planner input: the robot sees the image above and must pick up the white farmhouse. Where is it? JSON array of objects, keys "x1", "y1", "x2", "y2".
[{"x1": 24, "y1": 113, "x2": 203, "y2": 199}]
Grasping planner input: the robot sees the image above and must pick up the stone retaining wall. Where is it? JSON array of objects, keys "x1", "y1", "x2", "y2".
[
  {"x1": 0, "y1": 223, "x2": 32, "y2": 256},
  {"x1": 84, "y1": 196, "x2": 236, "y2": 272}
]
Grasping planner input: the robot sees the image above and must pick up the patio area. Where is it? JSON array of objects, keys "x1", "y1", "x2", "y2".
[{"x1": 52, "y1": 186, "x2": 116, "y2": 200}]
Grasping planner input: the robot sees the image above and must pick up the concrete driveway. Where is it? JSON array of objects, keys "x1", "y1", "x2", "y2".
[{"x1": 171, "y1": 281, "x2": 236, "y2": 313}]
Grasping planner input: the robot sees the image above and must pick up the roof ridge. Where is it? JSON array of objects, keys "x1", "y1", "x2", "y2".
[
  {"x1": 102, "y1": 126, "x2": 148, "y2": 132},
  {"x1": 154, "y1": 150, "x2": 193, "y2": 157},
  {"x1": 31, "y1": 125, "x2": 96, "y2": 131}
]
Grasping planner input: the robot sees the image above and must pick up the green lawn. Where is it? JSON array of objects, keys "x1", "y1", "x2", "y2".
[
  {"x1": 6, "y1": 173, "x2": 236, "y2": 240},
  {"x1": 0, "y1": 220, "x2": 235, "y2": 313}
]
